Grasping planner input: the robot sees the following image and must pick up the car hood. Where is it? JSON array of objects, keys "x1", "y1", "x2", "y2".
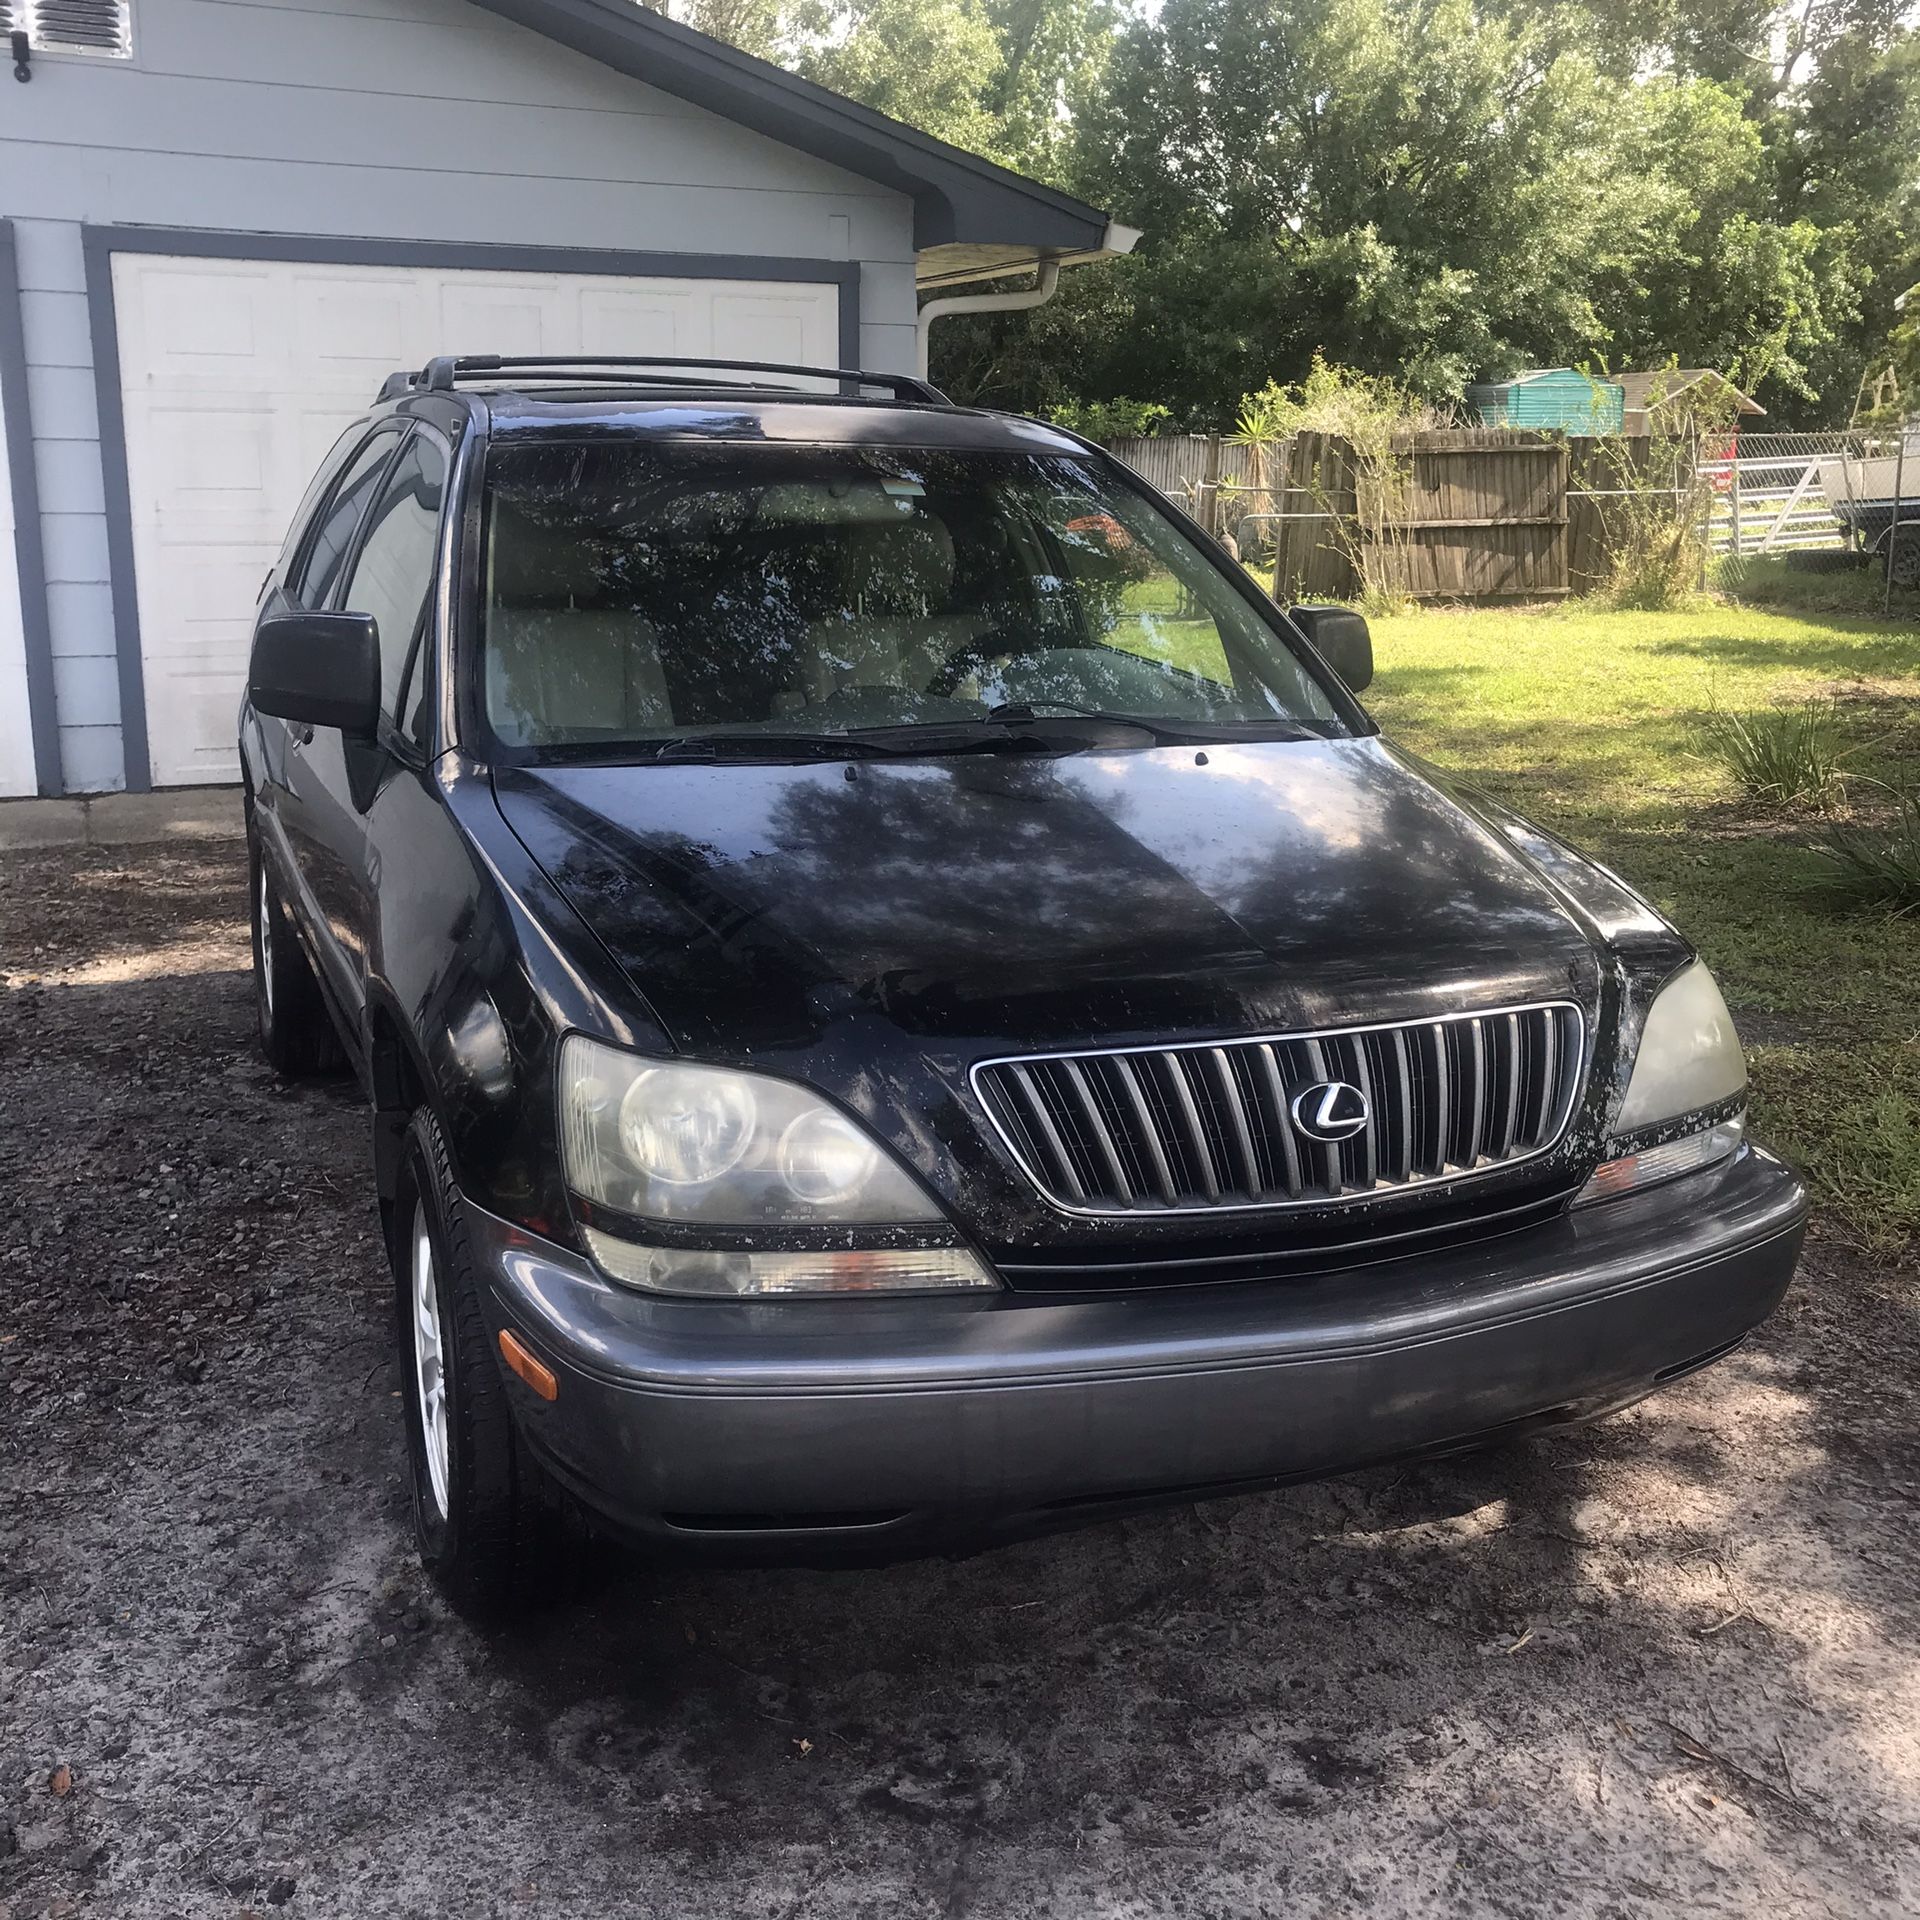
[{"x1": 492, "y1": 738, "x2": 1602, "y2": 1058}]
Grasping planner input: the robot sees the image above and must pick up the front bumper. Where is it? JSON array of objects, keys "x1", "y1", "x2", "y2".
[{"x1": 472, "y1": 1146, "x2": 1805, "y2": 1559}]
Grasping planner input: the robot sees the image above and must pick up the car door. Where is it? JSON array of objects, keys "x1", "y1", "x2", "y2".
[
  {"x1": 276, "y1": 426, "x2": 407, "y2": 1013},
  {"x1": 265, "y1": 424, "x2": 406, "y2": 1016},
  {"x1": 326, "y1": 426, "x2": 453, "y2": 1000}
]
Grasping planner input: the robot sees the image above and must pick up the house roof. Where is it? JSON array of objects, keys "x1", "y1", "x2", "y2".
[
  {"x1": 1616, "y1": 370, "x2": 1766, "y2": 416},
  {"x1": 468, "y1": 0, "x2": 1135, "y2": 280}
]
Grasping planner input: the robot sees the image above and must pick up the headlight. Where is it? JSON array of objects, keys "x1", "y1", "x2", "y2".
[
  {"x1": 619, "y1": 1064, "x2": 757, "y2": 1187},
  {"x1": 581, "y1": 1230, "x2": 997, "y2": 1299},
  {"x1": 559, "y1": 1036, "x2": 944, "y2": 1229},
  {"x1": 1576, "y1": 1115, "x2": 1746, "y2": 1207},
  {"x1": 1577, "y1": 960, "x2": 1747, "y2": 1206},
  {"x1": 1612, "y1": 959, "x2": 1746, "y2": 1133}
]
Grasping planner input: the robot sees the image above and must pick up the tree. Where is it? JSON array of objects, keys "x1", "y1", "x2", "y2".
[
  {"x1": 979, "y1": 0, "x2": 1121, "y2": 182},
  {"x1": 640, "y1": 0, "x2": 1010, "y2": 154},
  {"x1": 637, "y1": 0, "x2": 784, "y2": 57},
  {"x1": 786, "y1": 0, "x2": 1008, "y2": 153},
  {"x1": 937, "y1": 0, "x2": 1903, "y2": 424},
  {"x1": 646, "y1": 0, "x2": 1917, "y2": 427}
]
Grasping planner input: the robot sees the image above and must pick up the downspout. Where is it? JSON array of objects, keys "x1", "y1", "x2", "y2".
[{"x1": 915, "y1": 258, "x2": 1060, "y2": 379}]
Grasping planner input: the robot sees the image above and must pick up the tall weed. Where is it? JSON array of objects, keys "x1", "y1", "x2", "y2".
[{"x1": 1695, "y1": 699, "x2": 1843, "y2": 806}]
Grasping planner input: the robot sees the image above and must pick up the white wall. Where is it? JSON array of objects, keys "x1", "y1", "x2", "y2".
[{"x1": 1, "y1": 0, "x2": 920, "y2": 790}]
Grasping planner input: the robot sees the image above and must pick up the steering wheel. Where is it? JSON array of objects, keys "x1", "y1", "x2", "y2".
[{"x1": 927, "y1": 627, "x2": 1032, "y2": 699}]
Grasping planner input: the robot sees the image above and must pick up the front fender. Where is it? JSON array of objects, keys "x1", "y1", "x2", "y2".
[{"x1": 363, "y1": 754, "x2": 673, "y2": 1245}]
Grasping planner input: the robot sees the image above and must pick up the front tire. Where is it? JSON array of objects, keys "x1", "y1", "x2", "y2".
[
  {"x1": 393, "y1": 1107, "x2": 567, "y2": 1621},
  {"x1": 249, "y1": 837, "x2": 342, "y2": 1078}
]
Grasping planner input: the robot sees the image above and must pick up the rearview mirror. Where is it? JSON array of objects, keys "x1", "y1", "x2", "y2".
[
  {"x1": 1289, "y1": 604, "x2": 1373, "y2": 694},
  {"x1": 249, "y1": 609, "x2": 380, "y2": 737}
]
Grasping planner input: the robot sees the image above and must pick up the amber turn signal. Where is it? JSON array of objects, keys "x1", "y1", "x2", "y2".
[{"x1": 497, "y1": 1328, "x2": 559, "y2": 1402}]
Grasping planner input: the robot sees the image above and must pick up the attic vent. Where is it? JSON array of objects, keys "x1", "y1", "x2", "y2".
[{"x1": 3, "y1": 0, "x2": 132, "y2": 56}]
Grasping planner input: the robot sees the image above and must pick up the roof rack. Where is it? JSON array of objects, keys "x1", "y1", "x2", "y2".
[{"x1": 375, "y1": 355, "x2": 948, "y2": 405}]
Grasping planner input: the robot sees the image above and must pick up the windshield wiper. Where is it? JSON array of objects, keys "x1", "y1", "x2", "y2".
[
  {"x1": 623, "y1": 732, "x2": 896, "y2": 763},
  {"x1": 983, "y1": 703, "x2": 1315, "y2": 745},
  {"x1": 597, "y1": 709, "x2": 1312, "y2": 767},
  {"x1": 629, "y1": 727, "x2": 1045, "y2": 764}
]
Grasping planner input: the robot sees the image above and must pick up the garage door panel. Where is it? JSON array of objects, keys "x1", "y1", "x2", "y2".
[
  {"x1": 711, "y1": 287, "x2": 837, "y2": 381},
  {"x1": 130, "y1": 410, "x2": 284, "y2": 577},
  {"x1": 434, "y1": 282, "x2": 567, "y2": 358},
  {"x1": 115, "y1": 253, "x2": 840, "y2": 787},
  {"x1": 715, "y1": 307, "x2": 807, "y2": 366},
  {"x1": 293, "y1": 277, "x2": 418, "y2": 373},
  {"x1": 135, "y1": 266, "x2": 274, "y2": 368},
  {"x1": 577, "y1": 289, "x2": 694, "y2": 357},
  {"x1": 141, "y1": 406, "x2": 271, "y2": 506},
  {"x1": 179, "y1": 557, "x2": 267, "y2": 621}
]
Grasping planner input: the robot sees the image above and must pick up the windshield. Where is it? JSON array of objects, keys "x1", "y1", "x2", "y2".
[{"x1": 477, "y1": 439, "x2": 1351, "y2": 755}]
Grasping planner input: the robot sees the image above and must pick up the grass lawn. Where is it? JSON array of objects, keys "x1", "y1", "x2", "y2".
[{"x1": 1361, "y1": 575, "x2": 1920, "y2": 1251}]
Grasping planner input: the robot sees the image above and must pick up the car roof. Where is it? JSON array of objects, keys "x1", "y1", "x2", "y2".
[{"x1": 430, "y1": 386, "x2": 1090, "y2": 454}]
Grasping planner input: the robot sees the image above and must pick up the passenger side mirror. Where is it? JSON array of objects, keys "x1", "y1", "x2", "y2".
[
  {"x1": 1289, "y1": 604, "x2": 1373, "y2": 694},
  {"x1": 249, "y1": 609, "x2": 380, "y2": 737}
]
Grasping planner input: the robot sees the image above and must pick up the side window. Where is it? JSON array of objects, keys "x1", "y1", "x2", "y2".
[
  {"x1": 275, "y1": 423, "x2": 368, "y2": 579},
  {"x1": 338, "y1": 433, "x2": 449, "y2": 728},
  {"x1": 290, "y1": 430, "x2": 401, "y2": 610}
]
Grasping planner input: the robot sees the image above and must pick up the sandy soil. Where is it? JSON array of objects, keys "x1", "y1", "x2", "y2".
[{"x1": 2, "y1": 839, "x2": 1918, "y2": 1920}]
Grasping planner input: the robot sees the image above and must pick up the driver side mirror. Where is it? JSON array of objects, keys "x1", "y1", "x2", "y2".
[
  {"x1": 1289, "y1": 604, "x2": 1373, "y2": 694},
  {"x1": 250, "y1": 609, "x2": 380, "y2": 737}
]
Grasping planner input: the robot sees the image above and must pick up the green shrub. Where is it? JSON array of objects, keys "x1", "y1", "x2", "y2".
[
  {"x1": 1588, "y1": 366, "x2": 1738, "y2": 611},
  {"x1": 1815, "y1": 785, "x2": 1920, "y2": 912},
  {"x1": 1695, "y1": 698, "x2": 1843, "y2": 805},
  {"x1": 1045, "y1": 397, "x2": 1172, "y2": 442},
  {"x1": 1599, "y1": 525, "x2": 1708, "y2": 611}
]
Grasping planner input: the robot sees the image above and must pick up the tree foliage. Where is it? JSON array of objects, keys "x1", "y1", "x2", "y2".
[{"x1": 649, "y1": 0, "x2": 1920, "y2": 427}]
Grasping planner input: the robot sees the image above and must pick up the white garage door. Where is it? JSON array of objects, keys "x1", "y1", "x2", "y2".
[
  {"x1": 111, "y1": 253, "x2": 841, "y2": 787},
  {"x1": 0, "y1": 367, "x2": 37, "y2": 798}
]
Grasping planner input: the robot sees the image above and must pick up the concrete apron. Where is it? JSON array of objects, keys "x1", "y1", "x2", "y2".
[{"x1": 0, "y1": 787, "x2": 245, "y2": 850}]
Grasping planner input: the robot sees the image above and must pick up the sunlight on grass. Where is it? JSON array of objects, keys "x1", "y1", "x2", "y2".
[{"x1": 1362, "y1": 596, "x2": 1920, "y2": 1250}]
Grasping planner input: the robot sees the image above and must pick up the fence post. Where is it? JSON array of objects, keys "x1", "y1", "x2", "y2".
[
  {"x1": 1888, "y1": 430, "x2": 1908, "y2": 618},
  {"x1": 1729, "y1": 458, "x2": 1743, "y2": 557},
  {"x1": 1201, "y1": 433, "x2": 1223, "y2": 538}
]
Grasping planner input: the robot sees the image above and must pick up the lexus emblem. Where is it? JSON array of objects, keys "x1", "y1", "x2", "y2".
[{"x1": 1290, "y1": 1079, "x2": 1370, "y2": 1143}]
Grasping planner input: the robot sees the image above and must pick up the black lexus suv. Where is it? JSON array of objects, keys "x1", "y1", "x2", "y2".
[{"x1": 240, "y1": 354, "x2": 1805, "y2": 1617}]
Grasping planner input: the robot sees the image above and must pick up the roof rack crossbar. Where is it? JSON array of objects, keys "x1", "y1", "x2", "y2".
[
  {"x1": 400, "y1": 354, "x2": 946, "y2": 404},
  {"x1": 444, "y1": 368, "x2": 818, "y2": 397}
]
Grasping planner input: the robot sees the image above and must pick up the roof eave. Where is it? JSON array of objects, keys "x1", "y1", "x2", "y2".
[
  {"x1": 468, "y1": 0, "x2": 1117, "y2": 256},
  {"x1": 914, "y1": 223, "x2": 1143, "y2": 291}
]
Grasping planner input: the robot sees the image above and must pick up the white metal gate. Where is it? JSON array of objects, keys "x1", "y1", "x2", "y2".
[{"x1": 1702, "y1": 431, "x2": 1870, "y2": 555}]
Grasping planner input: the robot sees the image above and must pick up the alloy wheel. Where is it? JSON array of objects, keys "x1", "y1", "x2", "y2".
[
  {"x1": 257, "y1": 862, "x2": 275, "y2": 1019},
  {"x1": 411, "y1": 1202, "x2": 451, "y2": 1521}
]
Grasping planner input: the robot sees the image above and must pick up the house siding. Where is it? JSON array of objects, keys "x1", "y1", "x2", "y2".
[{"x1": 2, "y1": 0, "x2": 919, "y2": 790}]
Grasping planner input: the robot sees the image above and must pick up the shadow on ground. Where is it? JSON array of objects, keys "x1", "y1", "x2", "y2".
[{"x1": 2, "y1": 841, "x2": 1917, "y2": 1920}]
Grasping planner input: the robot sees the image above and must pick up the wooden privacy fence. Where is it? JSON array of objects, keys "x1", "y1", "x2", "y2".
[
  {"x1": 1247, "y1": 430, "x2": 1586, "y2": 600},
  {"x1": 1103, "y1": 428, "x2": 1687, "y2": 602},
  {"x1": 1103, "y1": 434, "x2": 1268, "y2": 532}
]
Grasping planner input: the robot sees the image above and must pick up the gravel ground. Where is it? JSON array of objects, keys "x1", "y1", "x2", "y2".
[{"x1": 3, "y1": 837, "x2": 1918, "y2": 1920}]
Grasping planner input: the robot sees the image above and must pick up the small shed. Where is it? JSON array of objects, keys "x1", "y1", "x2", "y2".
[
  {"x1": 1466, "y1": 369, "x2": 1625, "y2": 434},
  {"x1": 1616, "y1": 370, "x2": 1765, "y2": 436}
]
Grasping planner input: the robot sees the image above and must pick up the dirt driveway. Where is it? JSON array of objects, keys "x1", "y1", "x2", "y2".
[{"x1": 3, "y1": 836, "x2": 1917, "y2": 1919}]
